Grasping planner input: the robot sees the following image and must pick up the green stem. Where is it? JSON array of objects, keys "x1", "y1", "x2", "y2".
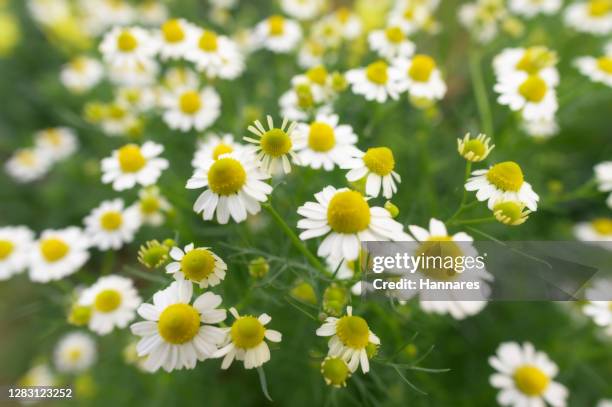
[
  {"x1": 469, "y1": 50, "x2": 494, "y2": 138},
  {"x1": 263, "y1": 203, "x2": 329, "y2": 276},
  {"x1": 446, "y1": 161, "x2": 475, "y2": 222}
]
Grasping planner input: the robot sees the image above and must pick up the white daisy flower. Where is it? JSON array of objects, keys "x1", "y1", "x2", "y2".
[
  {"x1": 394, "y1": 54, "x2": 447, "y2": 100},
  {"x1": 325, "y1": 256, "x2": 357, "y2": 280},
  {"x1": 162, "y1": 66, "x2": 200, "y2": 90},
  {"x1": 583, "y1": 279, "x2": 612, "y2": 335},
  {"x1": 108, "y1": 58, "x2": 159, "y2": 88},
  {"x1": 564, "y1": 0, "x2": 612, "y2": 35},
  {"x1": 84, "y1": 199, "x2": 141, "y2": 251},
  {"x1": 0, "y1": 226, "x2": 34, "y2": 281},
  {"x1": 575, "y1": 55, "x2": 612, "y2": 87},
  {"x1": 34, "y1": 127, "x2": 78, "y2": 162},
  {"x1": 54, "y1": 332, "x2": 97, "y2": 374},
  {"x1": 494, "y1": 72, "x2": 558, "y2": 121},
  {"x1": 185, "y1": 28, "x2": 245, "y2": 79},
  {"x1": 254, "y1": 15, "x2": 302, "y2": 53},
  {"x1": 192, "y1": 133, "x2": 243, "y2": 168},
  {"x1": 78, "y1": 275, "x2": 141, "y2": 335},
  {"x1": 84, "y1": 0, "x2": 136, "y2": 34},
  {"x1": 457, "y1": 133, "x2": 495, "y2": 162},
  {"x1": 60, "y1": 56, "x2": 104, "y2": 94},
  {"x1": 574, "y1": 218, "x2": 612, "y2": 250},
  {"x1": 333, "y1": 7, "x2": 362, "y2": 39},
  {"x1": 508, "y1": 0, "x2": 562, "y2": 17},
  {"x1": 116, "y1": 86, "x2": 157, "y2": 112},
  {"x1": 388, "y1": 2, "x2": 432, "y2": 34},
  {"x1": 155, "y1": 18, "x2": 198, "y2": 60},
  {"x1": 458, "y1": 0, "x2": 507, "y2": 43},
  {"x1": 99, "y1": 102, "x2": 137, "y2": 136},
  {"x1": 130, "y1": 280, "x2": 227, "y2": 372},
  {"x1": 492, "y1": 47, "x2": 559, "y2": 85},
  {"x1": 316, "y1": 306, "x2": 380, "y2": 373},
  {"x1": 465, "y1": 161, "x2": 540, "y2": 211},
  {"x1": 595, "y1": 161, "x2": 612, "y2": 193},
  {"x1": 244, "y1": 115, "x2": 304, "y2": 175},
  {"x1": 99, "y1": 26, "x2": 158, "y2": 69},
  {"x1": 137, "y1": 0, "x2": 169, "y2": 26},
  {"x1": 166, "y1": 243, "x2": 227, "y2": 288},
  {"x1": 293, "y1": 114, "x2": 360, "y2": 171},
  {"x1": 310, "y1": 16, "x2": 343, "y2": 48},
  {"x1": 405, "y1": 218, "x2": 492, "y2": 319},
  {"x1": 346, "y1": 60, "x2": 403, "y2": 103},
  {"x1": 297, "y1": 186, "x2": 411, "y2": 261},
  {"x1": 213, "y1": 307, "x2": 282, "y2": 369},
  {"x1": 4, "y1": 147, "x2": 52, "y2": 183},
  {"x1": 368, "y1": 26, "x2": 415, "y2": 60},
  {"x1": 489, "y1": 342, "x2": 568, "y2": 407},
  {"x1": 29, "y1": 227, "x2": 90, "y2": 283},
  {"x1": 186, "y1": 151, "x2": 272, "y2": 224},
  {"x1": 19, "y1": 364, "x2": 56, "y2": 387},
  {"x1": 101, "y1": 141, "x2": 169, "y2": 191},
  {"x1": 522, "y1": 117, "x2": 559, "y2": 139},
  {"x1": 161, "y1": 86, "x2": 221, "y2": 132},
  {"x1": 281, "y1": 0, "x2": 323, "y2": 20},
  {"x1": 342, "y1": 147, "x2": 402, "y2": 199},
  {"x1": 297, "y1": 38, "x2": 325, "y2": 69},
  {"x1": 132, "y1": 186, "x2": 172, "y2": 226}
]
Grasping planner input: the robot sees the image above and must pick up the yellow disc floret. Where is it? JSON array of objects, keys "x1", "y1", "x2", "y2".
[
  {"x1": 117, "y1": 30, "x2": 138, "y2": 52},
  {"x1": 335, "y1": 315, "x2": 370, "y2": 348},
  {"x1": 207, "y1": 157, "x2": 247, "y2": 195},
  {"x1": 268, "y1": 15, "x2": 285, "y2": 36},
  {"x1": 518, "y1": 75, "x2": 548, "y2": 102},
  {"x1": 366, "y1": 61, "x2": 389, "y2": 85},
  {"x1": 157, "y1": 303, "x2": 201, "y2": 344},
  {"x1": 308, "y1": 122, "x2": 336, "y2": 152},
  {"x1": 513, "y1": 365, "x2": 550, "y2": 396},
  {"x1": 588, "y1": 0, "x2": 611, "y2": 16},
  {"x1": 94, "y1": 289, "x2": 122, "y2": 313},
  {"x1": 117, "y1": 144, "x2": 146, "y2": 173},
  {"x1": 592, "y1": 218, "x2": 612, "y2": 235},
  {"x1": 212, "y1": 143, "x2": 234, "y2": 160},
  {"x1": 180, "y1": 248, "x2": 216, "y2": 282},
  {"x1": 162, "y1": 19, "x2": 184, "y2": 43},
  {"x1": 230, "y1": 316, "x2": 265, "y2": 349},
  {"x1": 486, "y1": 161, "x2": 524, "y2": 192},
  {"x1": 179, "y1": 90, "x2": 202, "y2": 114},
  {"x1": 493, "y1": 201, "x2": 529, "y2": 226},
  {"x1": 321, "y1": 357, "x2": 350, "y2": 387},
  {"x1": 363, "y1": 147, "x2": 395, "y2": 176},
  {"x1": 327, "y1": 191, "x2": 371, "y2": 234},
  {"x1": 306, "y1": 66, "x2": 328, "y2": 85},
  {"x1": 597, "y1": 56, "x2": 612, "y2": 74},
  {"x1": 0, "y1": 240, "x2": 14, "y2": 260},
  {"x1": 100, "y1": 211, "x2": 123, "y2": 231},
  {"x1": 385, "y1": 26, "x2": 404, "y2": 43},
  {"x1": 260, "y1": 128, "x2": 292, "y2": 157},
  {"x1": 199, "y1": 30, "x2": 218, "y2": 51},
  {"x1": 408, "y1": 54, "x2": 436, "y2": 82},
  {"x1": 40, "y1": 238, "x2": 69, "y2": 262},
  {"x1": 140, "y1": 196, "x2": 159, "y2": 214}
]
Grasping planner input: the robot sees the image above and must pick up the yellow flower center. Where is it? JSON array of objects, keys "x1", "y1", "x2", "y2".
[
  {"x1": 308, "y1": 122, "x2": 336, "y2": 152},
  {"x1": 268, "y1": 15, "x2": 285, "y2": 36},
  {"x1": 513, "y1": 365, "x2": 550, "y2": 396},
  {"x1": 260, "y1": 128, "x2": 292, "y2": 157},
  {"x1": 306, "y1": 66, "x2": 328, "y2": 85},
  {"x1": 327, "y1": 190, "x2": 371, "y2": 233},
  {"x1": 363, "y1": 147, "x2": 395, "y2": 176},
  {"x1": 486, "y1": 161, "x2": 525, "y2": 192},
  {"x1": 140, "y1": 196, "x2": 159, "y2": 214},
  {"x1": 336, "y1": 315, "x2": 370, "y2": 348},
  {"x1": 589, "y1": 0, "x2": 611, "y2": 16},
  {"x1": 365, "y1": 61, "x2": 389, "y2": 85},
  {"x1": 409, "y1": 54, "x2": 436, "y2": 82},
  {"x1": 493, "y1": 201, "x2": 526, "y2": 224},
  {"x1": 16, "y1": 150, "x2": 36, "y2": 167},
  {"x1": 100, "y1": 211, "x2": 123, "y2": 231},
  {"x1": 70, "y1": 57, "x2": 87, "y2": 72},
  {"x1": 207, "y1": 157, "x2": 247, "y2": 195},
  {"x1": 416, "y1": 237, "x2": 464, "y2": 280},
  {"x1": 42, "y1": 129, "x2": 63, "y2": 146},
  {"x1": 597, "y1": 56, "x2": 612, "y2": 74},
  {"x1": 180, "y1": 248, "x2": 216, "y2": 282},
  {"x1": 67, "y1": 347, "x2": 82, "y2": 362},
  {"x1": 592, "y1": 218, "x2": 612, "y2": 235},
  {"x1": 518, "y1": 75, "x2": 548, "y2": 102},
  {"x1": 179, "y1": 90, "x2": 202, "y2": 114},
  {"x1": 385, "y1": 26, "x2": 404, "y2": 43},
  {"x1": 462, "y1": 139, "x2": 487, "y2": 158},
  {"x1": 108, "y1": 104, "x2": 127, "y2": 119},
  {"x1": 515, "y1": 47, "x2": 556, "y2": 74},
  {"x1": 336, "y1": 7, "x2": 350, "y2": 23},
  {"x1": 0, "y1": 240, "x2": 14, "y2": 260},
  {"x1": 117, "y1": 144, "x2": 146, "y2": 173},
  {"x1": 162, "y1": 19, "x2": 184, "y2": 43},
  {"x1": 230, "y1": 316, "x2": 265, "y2": 349},
  {"x1": 198, "y1": 30, "x2": 218, "y2": 51},
  {"x1": 212, "y1": 143, "x2": 234, "y2": 160},
  {"x1": 40, "y1": 238, "x2": 69, "y2": 262},
  {"x1": 322, "y1": 357, "x2": 350, "y2": 386},
  {"x1": 157, "y1": 303, "x2": 200, "y2": 344},
  {"x1": 117, "y1": 30, "x2": 138, "y2": 52},
  {"x1": 94, "y1": 289, "x2": 122, "y2": 313}
]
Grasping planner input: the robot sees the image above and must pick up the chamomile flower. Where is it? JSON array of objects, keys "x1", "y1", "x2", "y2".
[
  {"x1": 130, "y1": 280, "x2": 227, "y2": 372},
  {"x1": 34, "y1": 127, "x2": 78, "y2": 162},
  {"x1": 100, "y1": 26, "x2": 158, "y2": 69},
  {"x1": 99, "y1": 102, "x2": 137, "y2": 136},
  {"x1": 575, "y1": 55, "x2": 612, "y2": 87},
  {"x1": 457, "y1": 133, "x2": 495, "y2": 162},
  {"x1": 244, "y1": 115, "x2": 303, "y2": 175},
  {"x1": 574, "y1": 218, "x2": 612, "y2": 249},
  {"x1": 54, "y1": 332, "x2": 97, "y2": 374},
  {"x1": 60, "y1": 56, "x2": 104, "y2": 94},
  {"x1": 565, "y1": 0, "x2": 612, "y2": 35},
  {"x1": 583, "y1": 279, "x2": 612, "y2": 334},
  {"x1": 493, "y1": 199, "x2": 531, "y2": 226},
  {"x1": 321, "y1": 356, "x2": 351, "y2": 388},
  {"x1": 155, "y1": 18, "x2": 198, "y2": 60},
  {"x1": 137, "y1": 0, "x2": 168, "y2": 25},
  {"x1": 346, "y1": 60, "x2": 402, "y2": 103},
  {"x1": 161, "y1": 86, "x2": 221, "y2": 132},
  {"x1": 316, "y1": 306, "x2": 380, "y2": 373},
  {"x1": 595, "y1": 161, "x2": 612, "y2": 194},
  {"x1": 332, "y1": 7, "x2": 362, "y2": 39},
  {"x1": 19, "y1": 364, "x2": 56, "y2": 387},
  {"x1": 388, "y1": 2, "x2": 431, "y2": 34},
  {"x1": 185, "y1": 28, "x2": 245, "y2": 79},
  {"x1": 489, "y1": 342, "x2": 568, "y2": 407},
  {"x1": 192, "y1": 133, "x2": 243, "y2": 168},
  {"x1": 493, "y1": 47, "x2": 559, "y2": 83},
  {"x1": 465, "y1": 161, "x2": 540, "y2": 210},
  {"x1": 394, "y1": 54, "x2": 447, "y2": 100},
  {"x1": 509, "y1": 0, "x2": 562, "y2": 17},
  {"x1": 0, "y1": 226, "x2": 34, "y2": 280},
  {"x1": 116, "y1": 86, "x2": 157, "y2": 112},
  {"x1": 458, "y1": 0, "x2": 508, "y2": 43},
  {"x1": 5, "y1": 147, "x2": 52, "y2": 183},
  {"x1": 522, "y1": 117, "x2": 559, "y2": 139},
  {"x1": 293, "y1": 114, "x2": 360, "y2": 171},
  {"x1": 108, "y1": 58, "x2": 159, "y2": 88},
  {"x1": 214, "y1": 307, "x2": 282, "y2": 369},
  {"x1": 254, "y1": 15, "x2": 302, "y2": 53},
  {"x1": 29, "y1": 227, "x2": 90, "y2": 283},
  {"x1": 368, "y1": 26, "x2": 415, "y2": 60},
  {"x1": 132, "y1": 186, "x2": 171, "y2": 226},
  {"x1": 162, "y1": 66, "x2": 200, "y2": 89},
  {"x1": 186, "y1": 151, "x2": 272, "y2": 224},
  {"x1": 343, "y1": 147, "x2": 401, "y2": 199},
  {"x1": 78, "y1": 275, "x2": 141, "y2": 335},
  {"x1": 84, "y1": 199, "x2": 141, "y2": 250},
  {"x1": 166, "y1": 243, "x2": 227, "y2": 288},
  {"x1": 298, "y1": 38, "x2": 325, "y2": 68},
  {"x1": 297, "y1": 186, "x2": 411, "y2": 261},
  {"x1": 495, "y1": 72, "x2": 558, "y2": 121},
  {"x1": 101, "y1": 141, "x2": 169, "y2": 191},
  {"x1": 281, "y1": 0, "x2": 323, "y2": 20}
]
